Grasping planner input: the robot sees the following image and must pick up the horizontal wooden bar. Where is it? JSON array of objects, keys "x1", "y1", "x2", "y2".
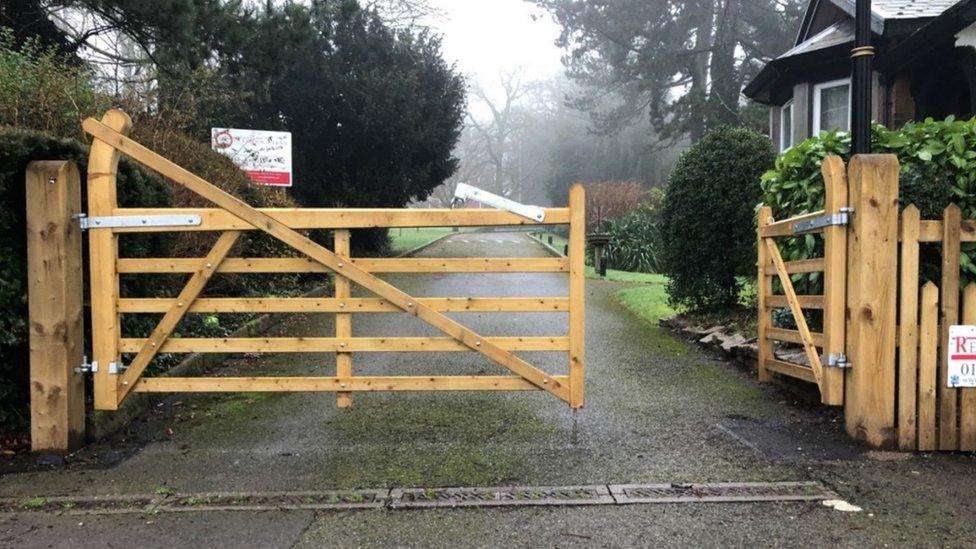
[
  {"x1": 118, "y1": 297, "x2": 570, "y2": 313},
  {"x1": 765, "y1": 295, "x2": 825, "y2": 309},
  {"x1": 764, "y1": 327, "x2": 824, "y2": 347},
  {"x1": 764, "y1": 258, "x2": 825, "y2": 274},
  {"x1": 109, "y1": 207, "x2": 570, "y2": 231},
  {"x1": 117, "y1": 257, "x2": 569, "y2": 274},
  {"x1": 120, "y1": 336, "x2": 569, "y2": 353},
  {"x1": 763, "y1": 358, "x2": 816, "y2": 383},
  {"x1": 131, "y1": 375, "x2": 570, "y2": 393},
  {"x1": 913, "y1": 220, "x2": 976, "y2": 242},
  {"x1": 759, "y1": 210, "x2": 826, "y2": 238}
]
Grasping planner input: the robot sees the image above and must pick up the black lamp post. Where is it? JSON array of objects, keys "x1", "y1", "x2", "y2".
[{"x1": 851, "y1": 0, "x2": 874, "y2": 154}]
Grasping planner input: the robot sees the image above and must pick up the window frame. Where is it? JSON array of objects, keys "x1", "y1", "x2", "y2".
[
  {"x1": 812, "y1": 77, "x2": 852, "y2": 135},
  {"x1": 780, "y1": 99, "x2": 794, "y2": 151}
]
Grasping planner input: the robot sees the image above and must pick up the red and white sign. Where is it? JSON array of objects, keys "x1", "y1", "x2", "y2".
[
  {"x1": 948, "y1": 325, "x2": 976, "y2": 387},
  {"x1": 211, "y1": 128, "x2": 292, "y2": 187}
]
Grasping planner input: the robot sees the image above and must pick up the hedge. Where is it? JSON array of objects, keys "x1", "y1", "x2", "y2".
[{"x1": 761, "y1": 116, "x2": 976, "y2": 285}]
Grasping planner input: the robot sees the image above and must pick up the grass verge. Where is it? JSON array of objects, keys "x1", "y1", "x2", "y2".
[
  {"x1": 388, "y1": 227, "x2": 454, "y2": 254},
  {"x1": 611, "y1": 273, "x2": 675, "y2": 325}
]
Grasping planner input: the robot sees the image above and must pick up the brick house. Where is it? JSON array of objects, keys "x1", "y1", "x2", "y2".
[{"x1": 744, "y1": 0, "x2": 976, "y2": 151}]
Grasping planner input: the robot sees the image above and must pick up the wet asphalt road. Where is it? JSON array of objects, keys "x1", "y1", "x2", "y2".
[{"x1": 3, "y1": 231, "x2": 976, "y2": 547}]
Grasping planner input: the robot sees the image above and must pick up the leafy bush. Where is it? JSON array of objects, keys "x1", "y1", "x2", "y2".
[
  {"x1": 601, "y1": 188, "x2": 663, "y2": 273},
  {"x1": 659, "y1": 126, "x2": 776, "y2": 311},
  {"x1": 761, "y1": 117, "x2": 976, "y2": 283}
]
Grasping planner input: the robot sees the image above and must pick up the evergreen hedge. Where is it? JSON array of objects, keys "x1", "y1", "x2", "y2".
[{"x1": 761, "y1": 117, "x2": 976, "y2": 285}]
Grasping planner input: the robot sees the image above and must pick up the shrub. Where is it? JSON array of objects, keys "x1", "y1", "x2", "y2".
[
  {"x1": 584, "y1": 180, "x2": 647, "y2": 230},
  {"x1": 0, "y1": 29, "x2": 107, "y2": 140},
  {"x1": 659, "y1": 126, "x2": 775, "y2": 311},
  {"x1": 761, "y1": 117, "x2": 976, "y2": 284},
  {"x1": 601, "y1": 188, "x2": 663, "y2": 273}
]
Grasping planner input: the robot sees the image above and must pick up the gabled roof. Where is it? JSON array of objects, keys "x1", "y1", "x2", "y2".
[
  {"x1": 795, "y1": 0, "x2": 958, "y2": 46},
  {"x1": 784, "y1": 20, "x2": 854, "y2": 58},
  {"x1": 746, "y1": 0, "x2": 969, "y2": 103},
  {"x1": 836, "y1": 0, "x2": 959, "y2": 20}
]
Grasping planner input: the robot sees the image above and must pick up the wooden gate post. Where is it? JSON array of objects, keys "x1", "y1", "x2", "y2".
[
  {"x1": 88, "y1": 110, "x2": 131, "y2": 411},
  {"x1": 568, "y1": 183, "x2": 586, "y2": 408},
  {"x1": 26, "y1": 161, "x2": 85, "y2": 452},
  {"x1": 845, "y1": 154, "x2": 900, "y2": 448}
]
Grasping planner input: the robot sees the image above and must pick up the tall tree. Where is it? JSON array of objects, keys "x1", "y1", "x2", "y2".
[
  {"x1": 222, "y1": 2, "x2": 466, "y2": 210},
  {"x1": 0, "y1": 0, "x2": 74, "y2": 53},
  {"x1": 531, "y1": 0, "x2": 804, "y2": 141}
]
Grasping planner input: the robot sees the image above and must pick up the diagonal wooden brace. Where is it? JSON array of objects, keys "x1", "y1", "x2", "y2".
[
  {"x1": 764, "y1": 238, "x2": 825, "y2": 385},
  {"x1": 116, "y1": 231, "x2": 241, "y2": 401},
  {"x1": 83, "y1": 115, "x2": 570, "y2": 403}
]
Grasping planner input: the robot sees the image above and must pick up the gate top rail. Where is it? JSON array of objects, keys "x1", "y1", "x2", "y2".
[{"x1": 101, "y1": 207, "x2": 569, "y2": 232}]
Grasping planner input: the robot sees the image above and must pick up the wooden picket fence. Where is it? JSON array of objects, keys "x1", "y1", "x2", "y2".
[
  {"x1": 896, "y1": 203, "x2": 976, "y2": 451},
  {"x1": 758, "y1": 154, "x2": 976, "y2": 450}
]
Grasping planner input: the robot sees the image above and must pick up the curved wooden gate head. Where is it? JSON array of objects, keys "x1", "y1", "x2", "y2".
[{"x1": 83, "y1": 110, "x2": 585, "y2": 411}]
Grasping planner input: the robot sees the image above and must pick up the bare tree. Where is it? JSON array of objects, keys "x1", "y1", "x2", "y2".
[
  {"x1": 365, "y1": 0, "x2": 444, "y2": 29},
  {"x1": 465, "y1": 71, "x2": 540, "y2": 200}
]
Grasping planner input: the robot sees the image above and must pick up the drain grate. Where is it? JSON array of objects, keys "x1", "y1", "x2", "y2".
[
  {"x1": 1, "y1": 482, "x2": 835, "y2": 515},
  {"x1": 390, "y1": 485, "x2": 614, "y2": 509},
  {"x1": 609, "y1": 482, "x2": 834, "y2": 504}
]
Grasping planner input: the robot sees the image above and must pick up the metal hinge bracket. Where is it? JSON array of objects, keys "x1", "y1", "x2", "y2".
[
  {"x1": 827, "y1": 353, "x2": 852, "y2": 369},
  {"x1": 75, "y1": 356, "x2": 98, "y2": 374},
  {"x1": 453, "y1": 183, "x2": 545, "y2": 222},
  {"x1": 792, "y1": 207, "x2": 853, "y2": 235},
  {"x1": 78, "y1": 213, "x2": 202, "y2": 231},
  {"x1": 107, "y1": 362, "x2": 127, "y2": 375}
]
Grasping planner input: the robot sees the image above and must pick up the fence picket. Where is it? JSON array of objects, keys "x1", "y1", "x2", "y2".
[
  {"x1": 940, "y1": 204, "x2": 962, "y2": 450},
  {"x1": 919, "y1": 282, "x2": 939, "y2": 451},
  {"x1": 961, "y1": 284, "x2": 976, "y2": 450},
  {"x1": 898, "y1": 205, "x2": 921, "y2": 450}
]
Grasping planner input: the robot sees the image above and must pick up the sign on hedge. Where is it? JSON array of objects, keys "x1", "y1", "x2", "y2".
[{"x1": 211, "y1": 128, "x2": 292, "y2": 186}]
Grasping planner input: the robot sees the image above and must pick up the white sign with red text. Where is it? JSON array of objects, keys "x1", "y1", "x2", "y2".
[
  {"x1": 211, "y1": 128, "x2": 292, "y2": 186},
  {"x1": 948, "y1": 325, "x2": 976, "y2": 387}
]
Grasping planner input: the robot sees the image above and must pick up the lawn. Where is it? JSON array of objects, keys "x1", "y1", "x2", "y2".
[
  {"x1": 611, "y1": 273, "x2": 675, "y2": 325},
  {"x1": 525, "y1": 231, "x2": 676, "y2": 323},
  {"x1": 388, "y1": 227, "x2": 454, "y2": 254}
]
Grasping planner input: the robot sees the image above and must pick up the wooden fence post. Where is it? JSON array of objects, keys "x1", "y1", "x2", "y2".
[
  {"x1": 27, "y1": 161, "x2": 85, "y2": 452},
  {"x1": 87, "y1": 109, "x2": 131, "y2": 411},
  {"x1": 845, "y1": 154, "x2": 900, "y2": 448},
  {"x1": 568, "y1": 183, "x2": 586, "y2": 408}
]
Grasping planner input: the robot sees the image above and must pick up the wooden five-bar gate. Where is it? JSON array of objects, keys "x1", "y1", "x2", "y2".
[
  {"x1": 27, "y1": 109, "x2": 585, "y2": 451},
  {"x1": 759, "y1": 154, "x2": 976, "y2": 450}
]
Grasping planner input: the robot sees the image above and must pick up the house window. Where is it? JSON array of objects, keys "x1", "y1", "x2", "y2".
[
  {"x1": 813, "y1": 78, "x2": 851, "y2": 134},
  {"x1": 780, "y1": 100, "x2": 793, "y2": 151}
]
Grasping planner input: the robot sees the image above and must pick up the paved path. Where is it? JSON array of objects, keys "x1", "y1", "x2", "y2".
[{"x1": 3, "y1": 231, "x2": 976, "y2": 547}]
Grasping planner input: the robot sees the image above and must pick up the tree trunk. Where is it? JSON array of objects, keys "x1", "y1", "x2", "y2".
[
  {"x1": 707, "y1": 0, "x2": 743, "y2": 129},
  {"x1": 688, "y1": 0, "x2": 716, "y2": 141}
]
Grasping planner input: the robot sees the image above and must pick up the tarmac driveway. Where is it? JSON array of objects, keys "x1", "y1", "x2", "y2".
[{"x1": 2, "y1": 231, "x2": 976, "y2": 547}]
